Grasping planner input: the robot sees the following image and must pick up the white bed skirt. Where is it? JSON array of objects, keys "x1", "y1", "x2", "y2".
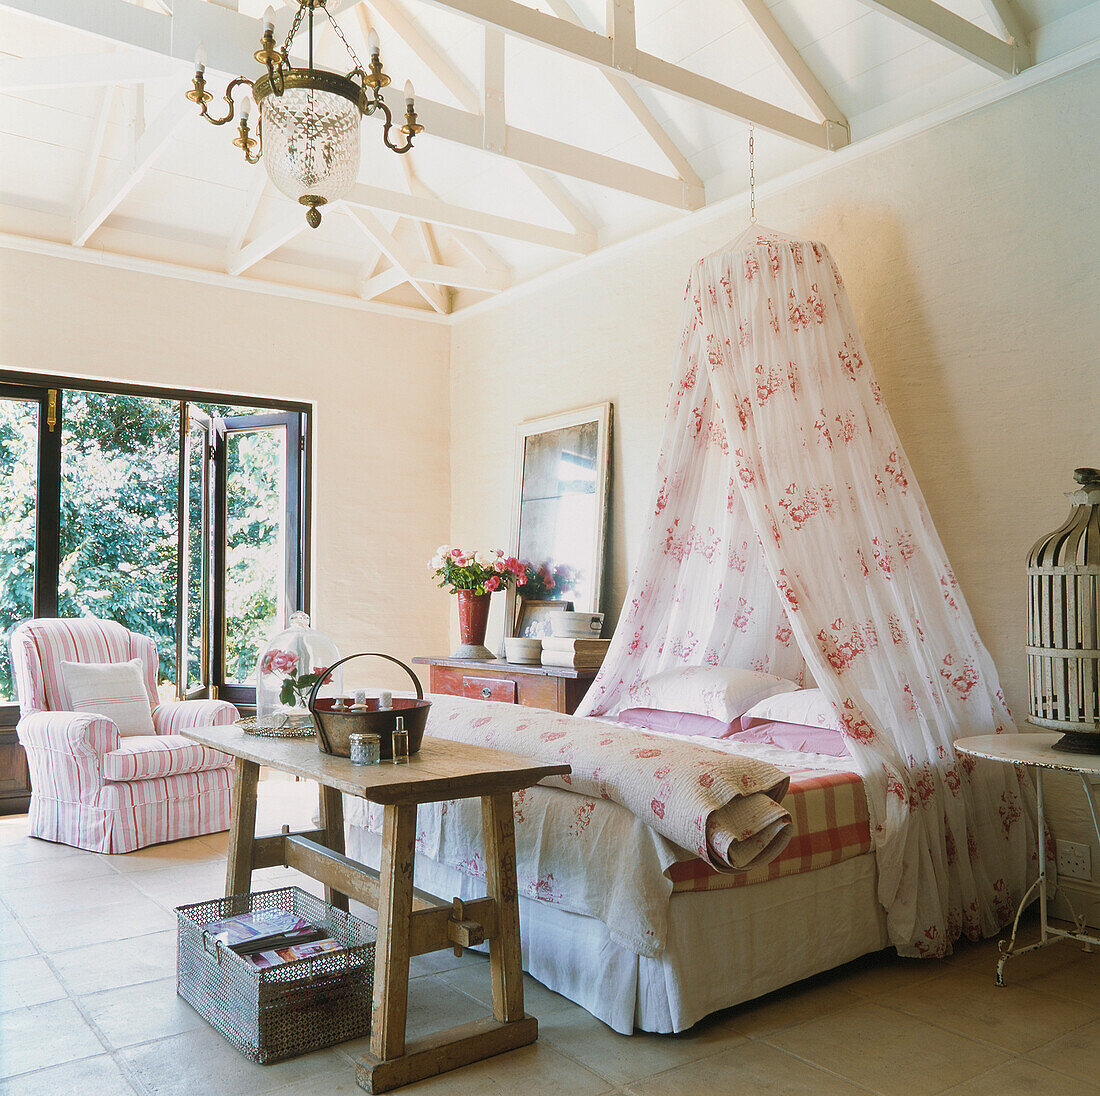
[{"x1": 345, "y1": 823, "x2": 888, "y2": 1034}]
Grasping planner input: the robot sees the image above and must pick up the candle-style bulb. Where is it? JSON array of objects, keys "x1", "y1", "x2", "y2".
[
  {"x1": 240, "y1": 95, "x2": 251, "y2": 122},
  {"x1": 262, "y1": 5, "x2": 275, "y2": 32},
  {"x1": 368, "y1": 27, "x2": 380, "y2": 56},
  {"x1": 404, "y1": 79, "x2": 414, "y2": 106},
  {"x1": 195, "y1": 42, "x2": 207, "y2": 74}
]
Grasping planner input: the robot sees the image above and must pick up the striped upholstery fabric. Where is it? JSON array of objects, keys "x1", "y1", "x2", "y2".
[
  {"x1": 103, "y1": 735, "x2": 232, "y2": 782},
  {"x1": 10, "y1": 617, "x2": 238, "y2": 853},
  {"x1": 669, "y1": 767, "x2": 871, "y2": 892}
]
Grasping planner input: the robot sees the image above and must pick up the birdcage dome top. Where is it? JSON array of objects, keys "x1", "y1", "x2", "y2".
[{"x1": 1027, "y1": 468, "x2": 1100, "y2": 571}]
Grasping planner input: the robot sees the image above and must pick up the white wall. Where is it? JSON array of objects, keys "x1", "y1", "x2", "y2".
[
  {"x1": 0, "y1": 250, "x2": 452, "y2": 682},
  {"x1": 451, "y1": 62, "x2": 1100, "y2": 910}
]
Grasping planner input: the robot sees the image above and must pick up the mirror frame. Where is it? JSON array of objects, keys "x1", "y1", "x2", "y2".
[{"x1": 504, "y1": 401, "x2": 613, "y2": 642}]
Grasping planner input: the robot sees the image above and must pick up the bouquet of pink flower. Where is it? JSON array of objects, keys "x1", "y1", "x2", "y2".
[{"x1": 429, "y1": 546, "x2": 525, "y2": 595}]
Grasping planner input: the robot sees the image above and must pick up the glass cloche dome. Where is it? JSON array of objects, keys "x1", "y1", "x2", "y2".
[{"x1": 255, "y1": 611, "x2": 342, "y2": 729}]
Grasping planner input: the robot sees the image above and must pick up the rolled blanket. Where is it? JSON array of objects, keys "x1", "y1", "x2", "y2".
[{"x1": 428, "y1": 694, "x2": 792, "y2": 872}]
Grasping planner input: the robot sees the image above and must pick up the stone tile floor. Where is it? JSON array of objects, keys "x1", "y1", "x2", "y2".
[{"x1": 1, "y1": 777, "x2": 1097, "y2": 1096}]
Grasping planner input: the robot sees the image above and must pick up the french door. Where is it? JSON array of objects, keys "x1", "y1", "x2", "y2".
[{"x1": 178, "y1": 406, "x2": 304, "y2": 706}]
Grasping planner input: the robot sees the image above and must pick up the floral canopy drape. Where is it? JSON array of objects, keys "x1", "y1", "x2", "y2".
[{"x1": 579, "y1": 228, "x2": 1036, "y2": 957}]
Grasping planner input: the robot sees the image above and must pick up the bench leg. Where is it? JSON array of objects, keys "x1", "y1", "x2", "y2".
[
  {"x1": 481, "y1": 791, "x2": 526, "y2": 1022},
  {"x1": 225, "y1": 757, "x2": 260, "y2": 898},
  {"x1": 370, "y1": 802, "x2": 417, "y2": 1062},
  {"x1": 318, "y1": 784, "x2": 349, "y2": 912}
]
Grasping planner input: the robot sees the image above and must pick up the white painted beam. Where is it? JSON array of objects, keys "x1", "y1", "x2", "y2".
[
  {"x1": 0, "y1": 229, "x2": 448, "y2": 322},
  {"x1": 398, "y1": 160, "x2": 443, "y2": 267},
  {"x1": 343, "y1": 205, "x2": 450, "y2": 313},
  {"x1": 408, "y1": 261, "x2": 507, "y2": 291},
  {"x1": 980, "y1": 0, "x2": 1031, "y2": 62},
  {"x1": 483, "y1": 26, "x2": 506, "y2": 154},
  {"x1": 361, "y1": 266, "x2": 406, "y2": 300},
  {"x1": 403, "y1": 169, "x2": 511, "y2": 281},
  {"x1": 226, "y1": 214, "x2": 306, "y2": 275},
  {"x1": 226, "y1": 171, "x2": 268, "y2": 259},
  {"x1": 2, "y1": 0, "x2": 702, "y2": 207},
  {"x1": 855, "y1": 0, "x2": 1021, "y2": 74},
  {"x1": 78, "y1": 85, "x2": 116, "y2": 210},
  {"x1": 0, "y1": 50, "x2": 173, "y2": 90},
  {"x1": 402, "y1": 0, "x2": 844, "y2": 148},
  {"x1": 72, "y1": 93, "x2": 190, "y2": 247},
  {"x1": 544, "y1": 0, "x2": 702, "y2": 188},
  {"x1": 737, "y1": 0, "x2": 846, "y2": 124},
  {"x1": 345, "y1": 182, "x2": 595, "y2": 253},
  {"x1": 521, "y1": 168, "x2": 597, "y2": 238}
]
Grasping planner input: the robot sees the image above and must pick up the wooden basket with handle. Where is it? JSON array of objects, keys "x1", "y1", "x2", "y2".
[{"x1": 307, "y1": 653, "x2": 430, "y2": 759}]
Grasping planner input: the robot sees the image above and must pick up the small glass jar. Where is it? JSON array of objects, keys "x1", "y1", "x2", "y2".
[{"x1": 349, "y1": 733, "x2": 381, "y2": 766}]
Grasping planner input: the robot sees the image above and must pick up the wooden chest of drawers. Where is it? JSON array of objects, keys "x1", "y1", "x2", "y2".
[{"x1": 413, "y1": 657, "x2": 598, "y2": 715}]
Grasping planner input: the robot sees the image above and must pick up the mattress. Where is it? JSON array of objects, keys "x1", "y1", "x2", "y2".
[{"x1": 669, "y1": 765, "x2": 871, "y2": 892}]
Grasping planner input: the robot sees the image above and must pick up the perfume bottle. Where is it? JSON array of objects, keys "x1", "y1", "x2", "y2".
[{"x1": 391, "y1": 715, "x2": 410, "y2": 764}]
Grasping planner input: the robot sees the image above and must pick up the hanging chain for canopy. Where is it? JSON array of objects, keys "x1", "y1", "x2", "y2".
[{"x1": 748, "y1": 124, "x2": 757, "y2": 224}]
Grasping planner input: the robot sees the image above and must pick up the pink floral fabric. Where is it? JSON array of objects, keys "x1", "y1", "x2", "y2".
[
  {"x1": 578, "y1": 228, "x2": 1036, "y2": 957},
  {"x1": 428, "y1": 695, "x2": 793, "y2": 871}
]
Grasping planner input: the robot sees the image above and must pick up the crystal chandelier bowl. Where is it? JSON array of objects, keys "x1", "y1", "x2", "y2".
[{"x1": 255, "y1": 70, "x2": 362, "y2": 225}]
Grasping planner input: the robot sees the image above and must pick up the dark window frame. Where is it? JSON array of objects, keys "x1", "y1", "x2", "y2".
[{"x1": 0, "y1": 370, "x2": 312, "y2": 723}]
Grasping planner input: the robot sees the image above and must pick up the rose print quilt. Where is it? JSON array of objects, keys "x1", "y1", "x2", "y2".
[{"x1": 345, "y1": 695, "x2": 794, "y2": 955}]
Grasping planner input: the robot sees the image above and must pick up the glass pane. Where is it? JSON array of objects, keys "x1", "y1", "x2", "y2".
[
  {"x1": 0, "y1": 398, "x2": 39, "y2": 701},
  {"x1": 183, "y1": 419, "x2": 208, "y2": 692},
  {"x1": 223, "y1": 427, "x2": 286, "y2": 684},
  {"x1": 59, "y1": 391, "x2": 180, "y2": 687}
]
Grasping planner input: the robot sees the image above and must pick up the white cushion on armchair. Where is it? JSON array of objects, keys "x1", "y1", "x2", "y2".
[
  {"x1": 61, "y1": 658, "x2": 155, "y2": 737},
  {"x1": 103, "y1": 735, "x2": 233, "y2": 781}
]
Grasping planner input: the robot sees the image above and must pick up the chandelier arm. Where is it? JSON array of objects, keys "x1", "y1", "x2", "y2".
[
  {"x1": 377, "y1": 98, "x2": 416, "y2": 154},
  {"x1": 199, "y1": 76, "x2": 256, "y2": 127}
]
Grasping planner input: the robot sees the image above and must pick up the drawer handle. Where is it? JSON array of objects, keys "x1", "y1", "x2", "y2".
[{"x1": 481, "y1": 687, "x2": 492, "y2": 698}]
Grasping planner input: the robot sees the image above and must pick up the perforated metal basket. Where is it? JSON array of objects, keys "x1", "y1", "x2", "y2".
[{"x1": 176, "y1": 886, "x2": 375, "y2": 1063}]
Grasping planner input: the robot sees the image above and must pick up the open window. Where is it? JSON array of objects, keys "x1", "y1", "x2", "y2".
[{"x1": 0, "y1": 377, "x2": 309, "y2": 725}]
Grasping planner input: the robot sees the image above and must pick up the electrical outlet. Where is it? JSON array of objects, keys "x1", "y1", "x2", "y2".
[{"x1": 1056, "y1": 839, "x2": 1092, "y2": 881}]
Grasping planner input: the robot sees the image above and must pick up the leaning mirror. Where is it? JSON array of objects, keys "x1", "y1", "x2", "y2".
[{"x1": 505, "y1": 403, "x2": 612, "y2": 639}]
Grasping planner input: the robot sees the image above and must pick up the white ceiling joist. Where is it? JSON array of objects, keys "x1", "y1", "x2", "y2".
[
  {"x1": 737, "y1": 0, "x2": 846, "y2": 124},
  {"x1": 343, "y1": 205, "x2": 451, "y2": 312},
  {"x1": 0, "y1": 50, "x2": 172, "y2": 90},
  {"x1": 855, "y1": 0, "x2": 1024, "y2": 74},
  {"x1": 402, "y1": 0, "x2": 847, "y2": 149},
  {"x1": 362, "y1": 3, "x2": 597, "y2": 235},
  {"x1": 979, "y1": 0, "x2": 1032, "y2": 61},
  {"x1": 227, "y1": 172, "x2": 269, "y2": 259},
  {"x1": 345, "y1": 182, "x2": 595, "y2": 252},
  {"x1": 226, "y1": 215, "x2": 306, "y2": 275},
  {"x1": 402, "y1": 169, "x2": 511, "y2": 281},
  {"x1": 77, "y1": 85, "x2": 116, "y2": 209},
  {"x1": 361, "y1": 266, "x2": 406, "y2": 300},
  {"x1": 72, "y1": 93, "x2": 190, "y2": 246},
  {"x1": 1, "y1": 0, "x2": 702, "y2": 210}
]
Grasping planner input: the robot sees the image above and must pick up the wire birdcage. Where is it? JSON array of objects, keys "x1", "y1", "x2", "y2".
[{"x1": 1026, "y1": 467, "x2": 1100, "y2": 752}]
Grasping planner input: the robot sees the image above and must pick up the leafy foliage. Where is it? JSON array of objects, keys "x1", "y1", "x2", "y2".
[{"x1": 0, "y1": 391, "x2": 291, "y2": 701}]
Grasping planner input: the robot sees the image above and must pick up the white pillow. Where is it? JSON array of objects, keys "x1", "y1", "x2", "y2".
[
  {"x1": 626, "y1": 666, "x2": 798, "y2": 723},
  {"x1": 740, "y1": 688, "x2": 843, "y2": 731},
  {"x1": 61, "y1": 659, "x2": 155, "y2": 738}
]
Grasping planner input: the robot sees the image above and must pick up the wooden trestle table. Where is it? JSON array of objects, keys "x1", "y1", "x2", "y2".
[{"x1": 180, "y1": 723, "x2": 570, "y2": 1093}]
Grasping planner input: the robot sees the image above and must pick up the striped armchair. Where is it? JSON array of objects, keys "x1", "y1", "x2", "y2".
[{"x1": 10, "y1": 617, "x2": 238, "y2": 853}]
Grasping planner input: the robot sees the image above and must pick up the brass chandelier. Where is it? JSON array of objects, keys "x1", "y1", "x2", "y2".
[{"x1": 188, "y1": 0, "x2": 423, "y2": 228}]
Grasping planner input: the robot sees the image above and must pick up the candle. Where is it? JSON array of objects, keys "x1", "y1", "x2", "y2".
[
  {"x1": 194, "y1": 42, "x2": 207, "y2": 75},
  {"x1": 368, "y1": 27, "x2": 380, "y2": 56},
  {"x1": 403, "y1": 80, "x2": 415, "y2": 106}
]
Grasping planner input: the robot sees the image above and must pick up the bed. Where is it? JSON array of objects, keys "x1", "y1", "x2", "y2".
[{"x1": 344, "y1": 687, "x2": 890, "y2": 1034}]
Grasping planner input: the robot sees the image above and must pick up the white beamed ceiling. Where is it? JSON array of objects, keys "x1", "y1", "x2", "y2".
[{"x1": 0, "y1": 0, "x2": 1096, "y2": 317}]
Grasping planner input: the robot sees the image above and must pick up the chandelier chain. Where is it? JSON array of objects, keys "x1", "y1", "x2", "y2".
[
  {"x1": 748, "y1": 124, "x2": 756, "y2": 224},
  {"x1": 325, "y1": 5, "x2": 365, "y2": 70},
  {"x1": 283, "y1": 4, "x2": 306, "y2": 55}
]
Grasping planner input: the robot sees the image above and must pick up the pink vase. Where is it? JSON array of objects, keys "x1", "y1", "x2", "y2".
[{"x1": 452, "y1": 590, "x2": 495, "y2": 660}]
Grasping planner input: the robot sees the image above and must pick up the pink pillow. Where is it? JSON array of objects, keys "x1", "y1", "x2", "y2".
[
  {"x1": 728, "y1": 720, "x2": 849, "y2": 757},
  {"x1": 740, "y1": 689, "x2": 843, "y2": 732},
  {"x1": 615, "y1": 708, "x2": 735, "y2": 739},
  {"x1": 625, "y1": 667, "x2": 798, "y2": 724}
]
